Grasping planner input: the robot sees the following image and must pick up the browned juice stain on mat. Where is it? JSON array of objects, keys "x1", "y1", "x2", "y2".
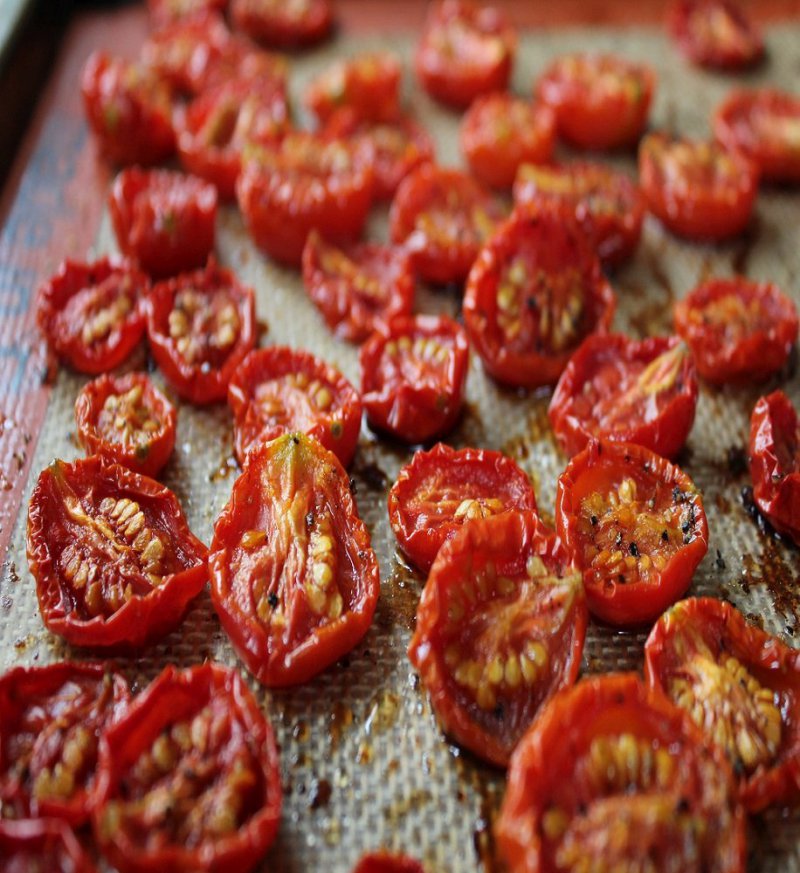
[
  {"x1": 731, "y1": 214, "x2": 761, "y2": 276},
  {"x1": 741, "y1": 543, "x2": 800, "y2": 631},
  {"x1": 450, "y1": 751, "x2": 505, "y2": 872},
  {"x1": 378, "y1": 561, "x2": 424, "y2": 632},
  {"x1": 209, "y1": 455, "x2": 239, "y2": 483},
  {"x1": 329, "y1": 700, "x2": 355, "y2": 749}
]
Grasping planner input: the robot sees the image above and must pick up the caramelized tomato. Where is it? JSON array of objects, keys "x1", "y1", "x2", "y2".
[
  {"x1": 668, "y1": 0, "x2": 764, "y2": 70},
  {"x1": 353, "y1": 853, "x2": 425, "y2": 873},
  {"x1": 148, "y1": 0, "x2": 227, "y2": 27},
  {"x1": 230, "y1": 0, "x2": 333, "y2": 48}
]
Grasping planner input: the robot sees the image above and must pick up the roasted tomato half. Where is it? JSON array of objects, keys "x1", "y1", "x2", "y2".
[
  {"x1": 302, "y1": 230, "x2": 415, "y2": 343},
  {"x1": 0, "y1": 662, "x2": 128, "y2": 825},
  {"x1": 556, "y1": 440, "x2": 708, "y2": 627},
  {"x1": 513, "y1": 162, "x2": 645, "y2": 269},
  {"x1": 146, "y1": 259, "x2": 257, "y2": 405},
  {"x1": 548, "y1": 334, "x2": 698, "y2": 459},
  {"x1": 410, "y1": 511, "x2": 586, "y2": 767},
  {"x1": 148, "y1": 0, "x2": 227, "y2": 28},
  {"x1": 0, "y1": 818, "x2": 98, "y2": 873},
  {"x1": 674, "y1": 277, "x2": 798, "y2": 385},
  {"x1": 463, "y1": 205, "x2": 616, "y2": 389},
  {"x1": 230, "y1": 0, "x2": 333, "y2": 48},
  {"x1": 388, "y1": 442, "x2": 538, "y2": 573},
  {"x1": 360, "y1": 315, "x2": 469, "y2": 444},
  {"x1": 536, "y1": 53, "x2": 655, "y2": 151},
  {"x1": 92, "y1": 663, "x2": 281, "y2": 873},
  {"x1": 749, "y1": 390, "x2": 800, "y2": 545},
  {"x1": 414, "y1": 0, "x2": 516, "y2": 109},
  {"x1": 74, "y1": 372, "x2": 177, "y2": 478},
  {"x1": 81, "y1": 51, "x2": 175, "y2": 166},
  {"x1": 389, "y1": 164, "x2": 503, "y2": 285},
  {"x1": 27, "y1": 456, "x2": 207, "y2": 651},
  {"x1": 668, "y1": 0, "x2": 764, "y2": 70},
  {"x1": 353, "y1": 853, "x2": 425, "y2": 873},
  {"x1": 496, "y1": 672, "x2": 746, "y2": 873},
  {"x1": 645, "y1": 596, "x2": 800, "y2": 813},
  {"x1": 227, "y1": 346, "x2": 362, "y2": 467},
  {"x1": 36, "y1": 257, "x2": 147, "y2": 375},
  {"x1": 209, "y1": 433, "x2": 379, "y2": 686},
  {"x1": 460, "y1": 94, "x2": 555, "y2": 190},
  {"x1": 639, "y1": 132, "x2": 758, "y2": 241}
]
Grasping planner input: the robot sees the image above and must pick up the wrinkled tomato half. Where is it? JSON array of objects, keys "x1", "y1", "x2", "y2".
[
  {"x1": 410, "y1": 510, "x2": 586, "y2": 767},
  {"x1": 74, "y1": 372, "x2": 177, "y2": 478},
  {"x1": 36, "y1": 257, "x2": 147, "y2": 375},
  {"x1": 460, "y1": 94, "x2": 555, "y2": 190},
  {"x1": 548, "y1": 334, "x2": 698, "y2": 459},
  {"x1": 414, "y1": 0, "x2": 516, "y2": 109},
  {"x1": 302, "y1": 230, "x2": 415, "y2": 343},
  {"x1": 92, "y1": 663, "x2": 282, "y2": 873},
  {"x1": 674, "y1": 277, "x2": 798, "y2": 385},
  {"x1": 352, "y1": 853, "x2": 425, "y2": 873},
  {"x1": 227, "y1": 346, "x2": 362, "y2": 467},
  {"x1": 145, "y1": 258, "x2": 257, "y2": 405},
  {"x1": 209, "y1": 433, "x2": 380, "y2": 686},
  {"x1": 81, "y1": 51, "x2": 175, "y2": 167},
  {"x1": 26, "y1": 456, "x2": 207, "y2": 651},
  {"x1": 556, "y1": 439, "x2": 708, "y2": 627},
  {"x1": 638, "y1": 132, "x2": 758, "y2": 241},
  {"x1": 513, "y1": 162, "x2": 645, "y2": 268},
  {"x1": 237, "y1": 134, "x2": 374, "y2": 267},
  {"x1": 230, "y1": 0, "x2": 333, "y2": 48},
  {"x1": 388, "y1": 442, "x2": 538, "y2": 573},
  {"x1": 147, "y1": 0, "x2": 227, "y2": 28},
  {"x1": 360, "y1": 315, "x2": 469, "y2": 444},
  {"x1": 668, "y1": 0, "x2": 764, "y2": 70},
  {"x1": 463, "y1": 205, "x2": 616, "y2": 389},
  {"x1": 389, "y1": 164, "x2": 503, "y2": 285},
  {"x1": 645, "y1": 596, "x2": 800, "y2": 813},
  {"x1": 0, "y1": 818, "x2": 97, "y2": 873},
  {"x1": 496, "y1": 672, "x2": 746, "y2": 873},
  {"x1": 0, "y1": 662, "x2": 129, "y2": 826}
]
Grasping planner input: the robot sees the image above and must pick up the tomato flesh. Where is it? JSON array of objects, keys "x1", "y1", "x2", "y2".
[
  {"x1": 0, "y1": 819, "x2": 97, "y2": 873},
  {"x1": 669, "y1": 0, "x2": 764, "y2": 70}
]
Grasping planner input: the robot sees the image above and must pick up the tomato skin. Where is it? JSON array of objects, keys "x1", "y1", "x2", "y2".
[
  {"x1": 209, "y1": 433, "x2": 380, "y2": 687},
  {"x1": 463, "y1": 205, "x2": 616, "y2": 390},
  {"x1": 230, "y1": 0, "x2": 333, "y2": 48},
  {"x1": 388, "y1": 442, "x2": 538, "y2": 573},
  {"x1": 26, "y1": 456, "x2": 207, "y2": 651},
  {"x1": 674, "y1": 277, "x2": 798, "y2": 385},
  {"x1": 556, "y1": 439, "x2": 709, "y2": 627},
  {"x1": 92, "y1": 663, "x2": 282, "y2": 873},
  {"x1": 360, "y1": 315, "x2": 469, "y2": 444},
  {"x1": 668, "y1": 0, "x2": 764, "y2": 70},
  {"x1": 414, "y1": 0, "x2": 516, "y2": 110},
  {"x1": 548, "y1": 334, "x2": 698, "y2": 460},
  {"x1": 460, "y1": 94, "x2": 555, "y2": 190},
  {"x1": 227, "y1": 346, "x2": 362, "y2": 467},
  {"x1": 638, "y1": 132, "x2": 758, "y2": 241},
  {"x1": 496, "y1": 672, "x2": 747, "y2": 873},
  {"x1": 36, "y1": 257, "x2": 147, "y2": 375},
  {"x1": 0, "y1": 818, "x2": 98, "y2": 873},
  {"x1": 145, "y1": 259, "x2": 257, "y2": 405},
  {"x1": 147, "y1": 0, "x2": 227, "y2": 28},
  {"x1": 352, "y1": 853, "x2": 425, "y2": 873},
  {"x1": 74, "y1": 372, "x2": 177, "y2": 478}
]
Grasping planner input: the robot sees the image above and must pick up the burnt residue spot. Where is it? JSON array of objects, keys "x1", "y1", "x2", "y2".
[
  {"x1": 740, "y1": 486, "x2": 781, "y2": 540},
  {"x1": 741, "y1": 543, "x2": 800, "y2": 626},
  {"x1": 726, "y1": 446, "x2": 749, "y2": 477},
  {"x1": 715, "y1": 550, "x2": 726, "y2": 570},
  {"x1": 352, "y1": 460, "x2": 389, "y2": 492},
  {"x1": 309, "y1": 778, "x2": 332, "y2": 810}
]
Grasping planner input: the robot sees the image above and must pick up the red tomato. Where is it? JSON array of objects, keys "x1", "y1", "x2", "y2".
[
  {"x1": 668, "y1": 0, "x2": 764, "y2": 70},
  {"x1": 714, "y1": 88, "x2": 800, "y2": 185},
  {"x1": 353, "y1": 854, "x2": 425, "y2": 873},
  {"x1": 749, "y1": 390, "x2": 800, "y2": 545},
  {"x1": 548, "y1": 334, "x2": 698, "y2": 459},
  {"x1": 496, "y1": 672, "x2": 747, "y2": 873},
  {"x1": 360, "y1": 315, "x2": 469, "y2": 444},
  {"x1": 145, "y1": 259, "x2": 257, "y2": 405},
  {"x1": 462, "y1": 205, "x2": 616, "y2": 389},
  {"x1": 409, "y1": 510, "x2": 586, "y2": 767},
  {"x1": 302, "y1": 230, "x2": 415, "y2": 343},
  {"x1": 81, "y1": 52, "x2": 175, "y2": 167},
  {"x1": 237, "y1": 134, "x2": 374, "y2": 267},
  {"x1": 639, "y1": 133, "x2": 758, "y2": 241},
  {"x1": 389, "y1": 164, "x2": 503, "y2": 285},
  {"x1": 230, "y1": 0, "x2": 333, "y2": 48},
  {"x1": 0, "y1": 662, "x2": 129, "y2": 825},
  {"x1": 227, "y1": 346, "x2": 362, "y2": 467},
  {"x1": 414, "y1": 0, "x2": 516, "y2": 109},
  {"x1": 74, "y1": 372, "x2": 177, "y2": 478},
  {"x1": 26, "y1": 456, "x2": 207, "y2": 651},
  {"x1": 555, "y1": 440, "x2": 708, "y2": 627},
  {"x1": 92, "y1": 663, "x2": 281, "y2": 873},
  {"x1": 109, "y1": 168, "x2": 217, "y2": 279},
  {"x1": 209, "y1": 433, "x2": 380, "y2": 687},
  {"x1": 0, "y1": 818, "x2": 97, "y2": 873},
  {"x1": 536, "y1": 53, "x2": 655, "y2": 151},
  {"x1": 645, "y1": 596, "x2": 800, "y2": 813},
  {"x1": 674, "y1": 277, "x2": 798, "y2": 385},
  {"x1": 36, "y1": 257, "x2": 147, "y2": 375},
  {"x1": 460, "y1": 94, "x2": 555, "y2": 190},
  {"x1": 513, "y1": 162, "x2": 645, "y2": 268},
  {"x1": 388, "y1": 442, "x2": 538, "y2": 573},
  {"x1": 148, "y1": 0, "x2": 227, "y2": 28}
]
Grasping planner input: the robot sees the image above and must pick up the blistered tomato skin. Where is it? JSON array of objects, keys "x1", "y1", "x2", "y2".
[
  {"x1": 147, "y1": 0, "x2": 227, "y2": 28},
  {"x1": 0, "y1": 818, "x2": 98, "y2": 873},
  {"x1": 668, "y1": 0, "x2": 764, "y2": 70},
  {"x1": 352, "y1": 853, "x2": 425, "y2": 873},
  {"x1": 231, "y1": 0, "x2": 333, "y2": 49}
]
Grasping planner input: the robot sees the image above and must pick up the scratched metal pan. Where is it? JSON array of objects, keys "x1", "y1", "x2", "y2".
[{"x1": 2, "y1": 22, "x2": 800, "y2": 873}]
